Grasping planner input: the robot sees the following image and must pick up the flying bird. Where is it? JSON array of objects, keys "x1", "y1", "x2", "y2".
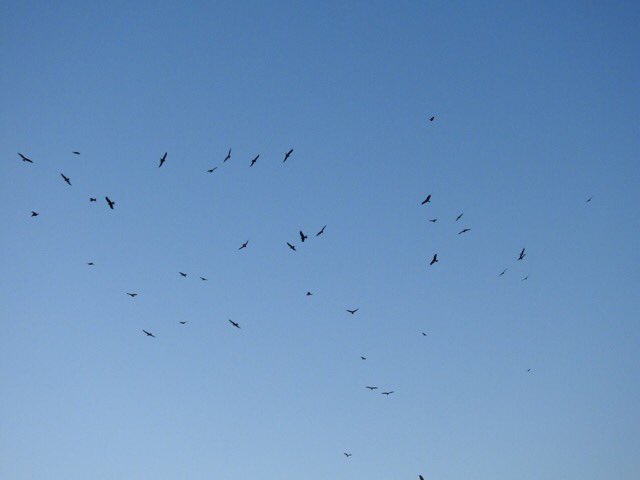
[
  {"x1": 142, "y1": 329, "x2": 155, "y2": 338},
  {"x1": 60, "y1": 173, "x2": 72, "y2": 185},
  {"x1": 521, "y1": 275, "x2": 529, "y2": 281},
  {"x1": 346, "y1": 309, "x2": 359, "y2": 315},
  {"x1": 105, "y1": 197, "x2": 115, "y2": 209},
  {"x1": 286, "y1": 242, "x2": 296, "y2": 251},
  {"x1": 429, "y1": 218, "x2": 437, "y2": 223},
  {"x1": 228, "y1": 319, "x2": 240, "y2": 329},
  {"x1": 283, "y1": 148, "x2": 294, "y2": 162},
  {"x1": 316, "y1": 225, "x2": 326, "y2": 236},
  {"x1": 455, "y1": 213, "x2": 463, "y2": 221},
  {"x1": 429, "y1": 254, "x2": 438, "y2": 265},
  {"x1": 527, "y1": 368, "x2": 532, "y2": 373},
  {"x1": 200, "y1": 277, "x2": 208, "y2": 281},
  {"x1": 343, "y1": 453, "x2": 352, "y2": 458},
  {"x1": 249, "y1": 154, "x2": 259, "y2": 167},
  {"x1": 586, "y1": 196, "x2": 593, "y2": 203},
  {"x1": 126, "y1": 293, "x2": 138, "y2": 297},
  {"x1": 429, "y1": 116, "x2": 435, "y2": 122},
  {"x1": 299, "y1": 231, "x2": 308, "y2": 242},
  {"x1": 381, "y1": 391, "x2": 394, "y2": 396},
  {"x1": 159, "y1": 152, "x2": 167, "y2": 168},
  {"x1": 498, "y1": 269, "x2": 507, "y2": 277},
  {"x1": 518, "y1": 248, "x2": 526, "y2": 260},
  {"x1": 239, "y1": 240, "x2": 249, "y2": 250},
  {"x1": 458, "y1": 228, "x2": 471, "y2": 235},
  {"x1": 366, "y1": 386, "x2": 378, "y2": 390},
  {"x1": 360, "y1": 356, "x2": 367, "y2": 360},
  {"x1": 422, "y1": 332, "x2": 427, "y2": 336},
  {"x1": 179, "y1": 272, "x2": 187, "y2": 277},
  {"x1": 30, "y1": 211, "x2": 39, "y2": 217},
  {"x1": 18, "y1": 153, "x2": 33, "y2": 163},
  {"x1": 207, "y1": 167, "x2": 218, "y2": 173},
  {"x1": 420, "y1": 475, "x2": 425, "y2": 480},
  {"x1": 421, "y1": 194, "x2": 431, "y2": 205},
  {"x1": 179, "y1": 321, "x2": 188, "y2": 325},
  {"x1": 72, "y1": 151, "x2": 80, "y2": 155},
  {"x1": 306, "y1": 291, "x2": 313, "y2": 296},
  {"x1": 89, "y1": 197, "x2": 97, "y2": 202},
  {"x1": 86, "y1": 262, "x2": 94, "y2": 266},
  {"x1": 224, "y1": 148, "x2": 231, "y2": 162}
]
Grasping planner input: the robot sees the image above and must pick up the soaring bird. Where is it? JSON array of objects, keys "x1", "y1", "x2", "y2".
[
  {"x1": 420, "y1": 475, "x2": 425, "y2": 480},
  {"x1": 286, "y1": 242, "x2": 296, "y2": 251},
  {"x1": 421, "y1": 194, "x2": 431, "y2": 205},
  {"x1": 126, "y1": 292, "x2": 138, "y2": 297},
  {"x1": 283, "y1": 148, "x2": 294, "y2": 162},
  {"x1": 521, "y1": 275, "x2": 529, "y2": 281},
  {"x1": 159, "y1": 152, "x2": 167, "y2": 168},
  {"x1": 105, "y1": 197, "x2": 115, "y2": 209},
  {"x1": 224, "y1": 148, "x2": 231, "y2": 162},
  {"x1": 586, "y1": 196, "x2": 593, "y2": 203},
  {"x1": 381, "y1": 391, "x2": 394, "y2": 396},
  {"x1": 86, "y1": 262, "x2": 94, "y2": 266},
  {"x1": 429, "y1": 218, "x2": 437, "y2": 223},
  {"x1": 228, "y1": 319, "x2": 240, "y2": 329},
  {"x1": 18, "y1": 153, "x2": 33, "y2": 163},
  {"x1": 179, "y1": 272, "x2": 187, "y2": 277},
  {"x1": 31, "y1": 211, "x2": 39, "y2": 217},
  {"x1": 142, "y1": 329, "x2": 155, "y2": 338},
  {"x1": 366, "y1": 386, "x2": 378, "y2": 390},
  {"x1": 316, "y1": 225, "x2": 326, "y2": 236},
  {"x1": 89, "y1": 197, "x2": 97, "y2": 202},
  {"x1": 429, "y1": 116, "x2": 435, "y2": 122},
  {"x1": 207, "y1": 167, "x2": 217, "y2": 173},
  {"x1": 179, "y1": 321, "x2": 188, "y2": 325},
  {"x1": 346, "y1": 308, "x2": 359, "y2": 315},
  {"x1": 458, "y1": 228, "x2": 471, "y2": 235},
  {"x1": 422, "y1": 332, "x2": 427, "y2": 336},
  {"x1": 72, "y1": 151, "x2": 80, "y2": 155},
  {"x1": 518, "y1": 248, "x2": 526, "y2": 260},
  {"x1": 200, "y1": 277, "x2": 208, "y2": 281},
  {"x1": 429, "y1": 254, "x2": 438, "y2": 265},
  {"x1": 455, "y1": 213, "x2": 463, "y2": 221},
  {"x1": 299, "y1": 231, "x2": 308, "y2": 242},
  {"x1": 239, "y1": 240, "x2": 249, "y2": 250},
  {"x1": 60, "y1": 173, "x2": 72, "y2": 186},
  {"x1": 343, "y1": 453, "x2": 352, "y2": 458},
  {"x1": 360, "y1": 356, "x2": 367, "y2": 360},
  {"x1": 527, "y1": 368, "x2": 532, "y2": 373},
  {"x1": 498, "y1": 269, "x2": 507, "y2": 277},
  {"x1": 306, "y1": 291, "x2": 313, "y2": 296},
  {"x1": 249, "y1": 154, "x2": 259, "y2": 167}
]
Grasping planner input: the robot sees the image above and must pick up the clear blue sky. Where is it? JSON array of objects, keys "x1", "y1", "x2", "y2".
[{"x1": 1, "y1": 1, "x2": 639, "y2": 479}]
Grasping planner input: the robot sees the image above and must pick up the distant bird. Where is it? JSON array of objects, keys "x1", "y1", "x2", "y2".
[
  {"x1": 207, "y1": 167, "x2": 218, "y2": 173},
  {"x1": 249, "y1": 154, "x2": 259, "y2": 167},
  {"x1": 179, "y1": 321, "x2": 188, "y2": 325},
  {"x1": 316, "y1": 225, "x2": 326, "y2": 236},
  {"x1": 239, "y1": 240, "x2": 249, "y2": 250},
  {"x1": 360, "y1": 356, "x2": 367, "y2": 360},
  {"x1": 458, "y1": 228, "x2": 471, "y2": 235},
  {"x1": 422, "y1": 332, "x2": 427, "y2": 336},
  {"x1": 429, "y1": 254, "x2": 438, "y2": 265},
  {"x1": 429, "y1": 218, "x2": 437, "y2": 223},
  {"x1": 346, "y1": 308, "x2": 359, "y2": 315},
  {"x1": 365, "y1": 386, "x2": 378, "y2": 390},
  {"x1": 228, "y1": 319, "x2": 240, "y2": 329},
  {"x1": 586, "y1": 196, "x2": 593, "y2": 203},
  {"x1": 455, "y1": 213, "x2": 463, "y2": 221},
  {"x1": 343, "y1": 453, "x2": 352, "y2": 458},
  {"x1": 30, "y1": 211, "x2": 39, "y2": 217},
  {"x1": 286, "y1": 242, "x2": 296, "y2": 251},
  {"x1": 224, "y1": 148, "x2": 231, "y2": 162},
  {"x1": 18, "y1": 152, "x2": 33, "y2": 163},
  {"x1": 498, "y1": 269, "x2": 507, "y2": 277},
  {"x1": 86, "y1": 262, "x2": 94, "y2": 266},
  {"x1": 299, "y1": 230, "x2": 308, "y2": 242},
  {"x1": 521, "y1": 275, "x2": 529, "y2": 281},
  {"x1": 306, "y1": 291, "x2": 313, "y2": 296},
  {"x1": 518, "y1": 248, "x2": 526, "y2": 260},
  {"x1": 89, "y1": 197, "x2": 97, "y2": 202},
  {"x1": 381, "y1": 391, "x2": 394, "y2": 396},
  {"x1": 527, "y1": 368, "x2": 532, "y2": 373},
  {"x1": 200, "y1": 277, "x2": 208, "y2": 281},
  {"x1": 159, "y1": 152, "x2": 167, "y2": 168},
  {"x1": 72, "y1": 151, "x2": 80, "y2": 155},
  {"x1": 429, "y1": 116, "x2": 435, "y2": 122},
  {"x1": 283, "y1": 148, "x2": 294, "y2": 162},
  {"x1": 421, "y1": 194, "x2": 432, "y2": 205},
  {"x1": 60, "y1": 173, "x2": 72, "y2": 186},
  {"x1": 126, "y1": 293, "x2": 138, "y2": 297},
  {"x1": 420, "y1": 475, "x2": 425, "y2": 480},
  {"x1": 179, "y1": 272, "x2": 187, "y2": 277},
  {"x1": 142, "y1": 329, "x2": 155, "y2": 338},
  {"x1": 105, "y1": 197, "x2": 115, "y2": 209}
]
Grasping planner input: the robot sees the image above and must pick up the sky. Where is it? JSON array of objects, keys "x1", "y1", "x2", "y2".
[{"x1": 1, "y1": 1, "x2": 639, "y2": 479}]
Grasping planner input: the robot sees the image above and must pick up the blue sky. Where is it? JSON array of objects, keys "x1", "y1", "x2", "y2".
[{"x1": 1, "y1": 1, "x2": 639, "y2": 479}]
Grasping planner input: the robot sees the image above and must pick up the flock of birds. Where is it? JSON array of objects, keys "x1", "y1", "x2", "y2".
[{"x1": 16, "y1": 115, "x2": 595, "y2": 477}]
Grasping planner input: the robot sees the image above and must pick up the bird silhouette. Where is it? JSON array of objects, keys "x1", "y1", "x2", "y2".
[
  {"x1": 422, "y1": 332, "x2": 427, "y2": 336},
  {"x1": 283, "y1": 148, "x2": 294, "y2": 162},
  {"x1": 286, "y1": 242, "x2": 296, "y2": 251},
  {"x1": 456, "y1": 213, "x2": 463, "y2": 221},
  {"x1": 527, "y1": 368, "x2": 532, "y2": 373},
  {"x1": 299, "y1": 231, "x2": 308, "y2": 242},
  {"x1": 89, "y1": 197, "x2": 97, "y2": 202},
  {"x1": 60, "y1": 173, "x2": 72, "y2": 186},
  {"x1": 360, "y1": 356, "x2": 367, "y2": 360},
  {"x1": 86, "y1": 262, "x2": 94, "y2": 266},
  {"x1": 239, "y1": 240, "x2": 249, "y2": 250},
  {"x1": 30, "y1": 211, "x2": 39, "y2": 217},
  {"x1": 429, "y1": 254, "x2": 438, "y2": 265},
  {"x1": 366, "y1": 386, "x2": 378, "y2": 390},
  {"x1": 346, "y1": 308, "x2": 359, "y2": 314},
  {"x1": 207, "y1": 167, "x2": 218, "y2": 173},
  {"x1": 316, "y1": 225, "x2": 326, "y2": 236},
  {"x1": 72, "y1": 151, "x2": 80, "y2": 155},
  {"x1": 306, "y1": 291, "x2": 313, "y2": 296},
  {"x1": 518, "y1": 248, "x2": 526, "y2": 260},
  {"x1": 228, "y1": 319, "x2": 240, "y2": 329},
  {"x1": 105, "y1": 197, "x2": 115, "y2": 209},
  {"x1": 249, "y1": 154, "x2": 259, "y2": 167},
  {"x1": 126, "y1": 293, "x2": 138, "y2": 297},
  {"x1": 18, "y1": 153, "x2": 33, "y2": 163},
  {"x1": 586, "y1": 196, "x2": 593, "y2": 203},
  {"x1": 200, "y1": 277, "x2": 208, "y2": 281},
  {"x1": 179, "y1": 321, "x2": 188, "y2": 325},
  {"x1": 179, "y1": 272, "x2": 187, "y2": 277},
  {"x1": 420, "y1": 475, "x2": 425, "y2": 480},
  {"x1": 381, "y1": 391, "x2": 394, "y2": 395},
  {"x1": 159, "y1": 152, "x2": 167, "y2": 168},
  {"x1": 421, "y1": 194, "x2": 431, "y2": 205},
  {"x1": 343, "y1": 453, "x2": 352, "y2": 458},
  {"x1": 498, "y1": 269, "x2": 507, "y2": 277},
  {"x1": 429, "y1": 116, "x2": 435, "y2": 122},
  {"x1": 458, "y1": 228, "x2": 471, "y2": 235},
  {"x1": 521, "y1": 275, "x2": 529, "y2": 281},
  {"x1": 142, "y1": 329, "x2": 155, "y2": 337},
  {"x1": 224, "y1": 148, "x2": 231, "y2": 162},
  {"x1": 429, "y1": 218, "x2": 437, "y2": 223}
]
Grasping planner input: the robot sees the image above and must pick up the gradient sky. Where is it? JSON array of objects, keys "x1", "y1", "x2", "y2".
[{"x1": 1, "y1": 2, "x2": 639, "y2": 479}]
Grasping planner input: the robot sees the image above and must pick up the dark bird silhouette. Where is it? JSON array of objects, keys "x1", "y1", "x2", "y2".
[
  {"x1": 200, "y1": 277, "x2": 208, "y2": 281},
  {"x1": 421, "y1": 194, "x2": 432, "y2": 205},
  {"x1": 429, "y1": 116, "x2": 435, "y2": 122},
  {"x1": 286, "y1": 242, "x2": 296, "y2": 251},
  {"x1": 306, "y1": 291, "x2": 313, "y2": 296},
  {"x1": 126, "y1": 293, "x2": 138, "y2": 297},
  {"x1": 420, "y1": 475, "x2": 425, "y2": 480},
  {"x1": 228, "y1": 319, "x2": 240, "y2": 329},
  {"x1": 239, "y1": 240, "x2": 249, "y2": 250},
  {"x1": 299, "y1": 231, "x2": 308, "y2": 242},
  {"x1": 344, "y1": 453, "x2": 352, "y2": 458},
  {"x1": 60, "y1": 173, "x2": 72, "y2": 186},
  {"x1": 518, "y1": 248, "x2": 526, "y2": 261},
  {"x1": 179, "y1": 321, "x2": 188, "y2": 325},
  {"x1": 18, "y1": 153, "x2": 33, "y2": 163},
  {"x1": 207, "y1": 167, "x2": 218, "y2": 173},
  {"x1": 142, "y1": 329, "x2": 155, "y2": 338},
  {"x1": 105, "y1": 197, "x2": 115, "y2": 209},
  {"x1": 159, "y1": 152, "x2": 167, "y2": 168},
  {"x1": 86, "y1": 262, "x2": 94, "y2": 266},
  {"x1": 422, "y1": 332, "x2": 427, "y2": 336},
  {"x1": 283, "y1": 148, "x2": 294, "y2": 162},
  {"x1": 316, "y1": 225, "x2": 326, "y2": 236},
  {"x1": 72, "y1": 151, "x2": 80, "y2": 155},
  {"x1": 381, "y1": 391, "x2": 394, "y2": 396},
  {"x1": 455, "y1": 213, "x2": 463, "y2": 221},
  {"x1": 224, "y1": 148, "x2": 231, "y2": 162},
  {"x1": 586, "y1": 196, "x2": 593, "y2": 203},
  {"x1": 30, "y1": 211, "x2": 39, "y2": 217},
  {"x1": 360, "y1": 356, "x2": 367, "y2": 360},
  {"x1": 366, "y1": 386, "x2": 378, "y2": 390},
  {"x1": 179, "y1": 272, "x2": 187, "y2": 277},
  {"x1": 346, "y1": 308, "x2": 359, "y2": 315},
  {"x1": 527, "y1": 368, "x2": 532, "y2": 373},
  {"x1": 89, "y1": 197, "x2": 97, "y2": 202},
  {"x1": 499, "y1": 269, "x2": 507, "y2": 277},
  {"x1": 521, "y1": 275, "x2": 529, "y2": 281},
  {"x1": 249, "y1": 154, "x2": 259, "y2": 167},
  {"x1": 429, "y1": 218, "x2": 437, "y2": 223},
  {"x1": 458, "y1": 228, "x2": 471, "y2": 235},
  {"x1": 429, "y1": 254, "x2": 438, "y2": 265}
]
